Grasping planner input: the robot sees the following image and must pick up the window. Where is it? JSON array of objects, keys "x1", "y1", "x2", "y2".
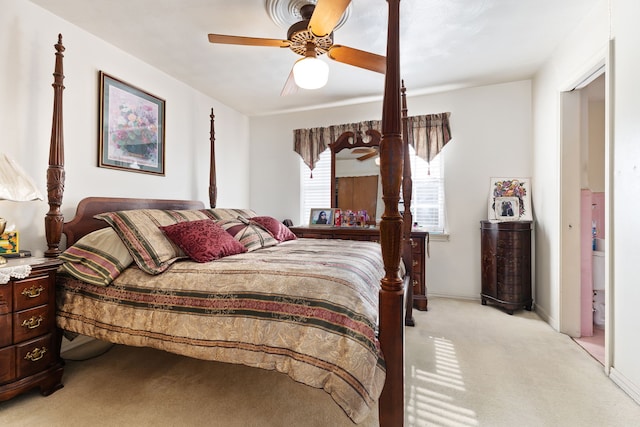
[
  {"x1": 300, "y1": 147, "x2": 446, "y2": 233},
  {"x1": 300, "y1": 149, "x2": 331, "y2": 224},
  {"x1": 408, "y1": 146, "x2": 446, "y2": 233}
]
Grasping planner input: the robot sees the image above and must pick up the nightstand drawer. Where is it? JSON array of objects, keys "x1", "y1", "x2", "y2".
[
  {"x1": 14, "y1": 305, "x2": 52, "y2": 343},
  {"x1": 13, "y1": 275, "x2": 52, "y2": 311},
  {"x1": 0, "y1": 346, "x2": 15, "y2": 384},
  {"x1": 16, "y1": 334, "x2": 53, "y2": 380},
  {"x1": 0, "y1": 313, "x2": 11, "y2": 347}
]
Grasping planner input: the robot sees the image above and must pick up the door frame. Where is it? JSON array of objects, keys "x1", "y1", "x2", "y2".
[{"x1": 558, "y1": 43, "x2": 613, "y2": 372}]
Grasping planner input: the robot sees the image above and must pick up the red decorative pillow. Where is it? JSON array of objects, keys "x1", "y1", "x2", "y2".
[
  {"x1": 250, "y1": 216, "x2": 297, "y2": 242},
  {"x1": 160, "y1": 219, "x2": 247, "y2": 263}
]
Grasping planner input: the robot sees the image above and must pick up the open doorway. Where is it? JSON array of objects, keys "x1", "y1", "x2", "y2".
[
  {"x1": 560, "y1": 63, "x2": 610, "y2": 368},
  {"x1": 574, "y1": 74, "x2": 606, "y2": 364}
]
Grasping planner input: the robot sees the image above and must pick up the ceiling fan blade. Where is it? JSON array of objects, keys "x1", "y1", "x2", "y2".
[
  {"x1": 308, "y1": 0, "x2": 351, "y2": 38},
  {"x1": 358, "y1": 151, "x2": 379, "y2": 161},
  {"x1": 208, "y1": 34, "x2": 290, "y2": 48},
  {"x1": 351, "y1": 148, "x2": 374, "y2": 154},
  {"x1": 327, "y1": 45, "x2": 386, "y2": 74},
  {"x1": 280, "y1": 68, "x2": 299, "y2": 97}
]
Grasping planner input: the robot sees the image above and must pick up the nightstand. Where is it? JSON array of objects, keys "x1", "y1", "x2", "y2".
[{"x1": 0, "y1": 257, "x2": 64, "y2": 401}]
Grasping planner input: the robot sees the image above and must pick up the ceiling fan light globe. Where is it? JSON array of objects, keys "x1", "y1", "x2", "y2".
[{"x1": 292, "y1": 57, "x2": 329, "y2": 89}]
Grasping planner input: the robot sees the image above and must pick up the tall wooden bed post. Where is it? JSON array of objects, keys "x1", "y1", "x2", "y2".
[
  {"x1": 378, "y1": 0, "x2": 404, "y2": 425},
  {"x1": 401, "y1": 80, "x2": 415, "y2": 327},
  {"x1": 45, "y1": 34, "x2": 66, "y2": 258},
  {"x1": 209, "y1": 108, "x2": 217, "y2": 208}
]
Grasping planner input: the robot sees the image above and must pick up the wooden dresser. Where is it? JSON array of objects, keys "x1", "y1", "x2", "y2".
[
  {"x1": 0, "y1": 257, "x2": 64, "y2": 401},
  {"x1": 480, "y1": 221, "x2": 533, "y2": 314},
  {"x1": 290, "y1": 226, "x2": 429, "y2": 312}
]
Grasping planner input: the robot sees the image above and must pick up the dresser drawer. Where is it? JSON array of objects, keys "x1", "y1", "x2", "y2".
[
  {"x1": 0, "y1": 313, "x2": 11, "y2": 347},
  {"x1": 0, "y1": 284, "x2": 12, "y2": 315},
  {"x1": 16, "y1": 334, "x2": 54, "y2": 380},
  {"x1": 13, "y1": 305, "x2": 52, "y2": 343},
  {"x1": 410, "y1": 237, "x2": 424, "y2": 255},
  {"x1": 0, "y1": 346, "x2": 16, "y2": 384},
  {"x1": 13, "y1": 275, "x2": 52, "y2": 311}
]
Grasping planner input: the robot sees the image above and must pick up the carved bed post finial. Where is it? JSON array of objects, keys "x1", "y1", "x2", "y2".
[
  {"x1": 45, "y1": 34, "x2": 66, "y2": 257},
  {"x1": 209, "y1": 108, "x2": 217, "y2": 208}
]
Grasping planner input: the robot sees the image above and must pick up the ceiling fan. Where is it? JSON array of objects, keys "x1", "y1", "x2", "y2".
[
  {"x1": 351, "y1": 147, "x2": 379, "y2": 161},
  {"x1": 207, "y1": 0, "x2": 386, "y2": 95}
]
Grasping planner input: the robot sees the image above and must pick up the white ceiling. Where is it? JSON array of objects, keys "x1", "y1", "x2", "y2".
[{"x1": 29, "y1": 0, "x2": 598, "y2": 116}]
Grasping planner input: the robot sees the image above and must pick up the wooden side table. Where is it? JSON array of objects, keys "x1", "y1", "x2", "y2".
[
  {"x1": 0, "y1": 257, "x2": 64, "y2": 401},
  {"x1": 480, "y1": 221, "x2": 533, "y2": 314}
]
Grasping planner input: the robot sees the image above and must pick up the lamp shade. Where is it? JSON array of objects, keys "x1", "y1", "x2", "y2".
[
  {"x1": 0, "y1": 153, "x2": 44, "y2": 202},
  {"x1": 292, "y1": 56, "x2": 329, "y2": 90}
]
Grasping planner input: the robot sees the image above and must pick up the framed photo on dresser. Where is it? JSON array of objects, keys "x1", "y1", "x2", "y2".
[
  {"x1": 309, "y1": 208, "x2": 334, "y2": 227},
  {"x1": 488, "y1": 177, "x2": 532, "y2": 221}
]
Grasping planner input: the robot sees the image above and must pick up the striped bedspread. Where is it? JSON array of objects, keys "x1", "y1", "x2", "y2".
[{"x1": 56, "y1": 238, "x2": 386, "y2": 423}]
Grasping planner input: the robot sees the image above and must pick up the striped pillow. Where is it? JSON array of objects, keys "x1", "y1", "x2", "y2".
[
  {"x1": 216, "y1": 217, "x2": 278, "y2": 252},
  {"x1": 59, "y1": 227, "x2": 133, "y2": 286},
  {"x1": 95, "y1": 209, "x2": 210, "y2": 274},
  {"x1": 200, "y1": 208, "x2": 258, "y2": 221}
]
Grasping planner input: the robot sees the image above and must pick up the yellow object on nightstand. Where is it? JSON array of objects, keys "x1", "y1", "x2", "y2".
[{"x1": 0, "y1": 230, "x2": 19, "y2": 255}]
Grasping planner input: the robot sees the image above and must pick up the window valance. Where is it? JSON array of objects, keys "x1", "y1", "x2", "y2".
[{"x1": 293, "y1": 113, "x2": 451, "y2": 173}]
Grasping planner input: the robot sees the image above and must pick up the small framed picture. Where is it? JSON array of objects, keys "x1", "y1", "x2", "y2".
[
  {"x1": 488, "y1": 177, "x2": 533, "y2": 221},
  {"x1": 494, "y1": 197, "x2": 520, "y2": 221},
  {"x1": 309, "y1": 208, "x2": 334, "y2": 227}
]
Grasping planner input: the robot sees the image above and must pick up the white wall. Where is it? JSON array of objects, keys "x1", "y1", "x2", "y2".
[
  {"x1": 609, "y1": 0, "x2": 640, "y2": 401},
  {"x1": 0, "y1": 0, "x2": 251, "y2": 256},
  {"x1": 249, "y1": 80, "x2": 532, "y2": 300},
  {"x1": 531, "y1": 0, "x2": 610, "y2": 328},
  {"x1": 533, "y1": 0, "x2": 640, "y2": 403}
]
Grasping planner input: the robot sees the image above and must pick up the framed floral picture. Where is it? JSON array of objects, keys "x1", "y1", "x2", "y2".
[
  {"x1": 99, "y1": 72, "x2": 165, "y2": 175},
  {"x1": 488, "y1": 177, "x2": 532, "y2": 221}
]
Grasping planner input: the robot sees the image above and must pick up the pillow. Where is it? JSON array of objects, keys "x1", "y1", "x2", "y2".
[
  {"x1": 201, "y1": 208, "x2": 258, "y2": 221},
  {"x1": 94, "y1": 209, "x2": 210, "y2": 274},
  {"x1": 160, "y1": 219, "x2": 247, "y2": 263},
  {"x1": 216, "y1": 217, "x2": 279, "y2": 252},
  {"x1": 249, "y1": 216, "x2": 297, "y2": 242},
  {"x1": 59, "y1": 227, "x2": 133, "y2": 286}
]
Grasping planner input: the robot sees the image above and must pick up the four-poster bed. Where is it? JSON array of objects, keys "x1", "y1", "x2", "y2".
[{"x1": 37, "y1": 0, "x2": 407, "y2": 425}]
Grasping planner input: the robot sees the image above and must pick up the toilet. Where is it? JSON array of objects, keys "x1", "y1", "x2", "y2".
[{"x1": 592, "y1": 248, "x2": 605, "y2": 327}]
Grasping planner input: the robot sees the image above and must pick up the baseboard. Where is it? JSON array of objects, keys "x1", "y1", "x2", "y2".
[
  {"x1": 610, "y1": 367, "x2": 640, "y2": 405},
  {"x1": 426, "y1": 293, "x2": 478, "y2": 302}
]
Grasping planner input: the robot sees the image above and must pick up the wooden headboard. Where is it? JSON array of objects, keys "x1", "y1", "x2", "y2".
[{"x1": 62, "y1": 197, "x2": 204, "y2": 247}]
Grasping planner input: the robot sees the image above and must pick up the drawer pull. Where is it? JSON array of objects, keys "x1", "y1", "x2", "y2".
[
  {"x1": 412, "y1": 260, "x2": 418, "y2": 267},
  {"x1": 412, "y1": 280, "x2": 419, "y2": 287},
  {"x1": 21, "y1": 285, "x2": 44, "y2": 298},
  {"x1": 411, "y1": 240, "x2": 417, "y2": 248},
  {"x1": 24, "y1": 346, "x2": 47, "y2": 362},
  {"x1": 22, "y1": 315, "x2": 44, "y2": 329}
]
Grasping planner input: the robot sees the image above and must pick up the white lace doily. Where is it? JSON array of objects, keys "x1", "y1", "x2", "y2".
[{"x1": 0, "y1": 264, "x2": 32, "y2": 284}]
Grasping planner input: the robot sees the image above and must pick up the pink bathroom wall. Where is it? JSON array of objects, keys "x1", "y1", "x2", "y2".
[
  {"x1": 592, "y1": 192, "x2": 605, "y2": 239},
  {"x1": 580, "y1": 189, "x2": 594, "y2": 337}
]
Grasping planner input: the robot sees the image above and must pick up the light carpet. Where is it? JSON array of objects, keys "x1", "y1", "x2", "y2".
[{"x1": 1, "y1": 297, "x2": 639, "y2": 426}]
